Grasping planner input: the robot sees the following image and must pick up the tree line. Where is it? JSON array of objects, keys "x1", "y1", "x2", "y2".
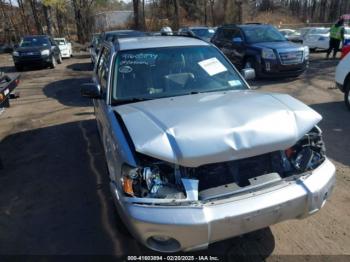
[{"x1": 1, "y1": 0, "x2": 350, "y2": 45}]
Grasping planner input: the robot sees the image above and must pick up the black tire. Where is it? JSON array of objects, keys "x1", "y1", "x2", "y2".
[
  {"x1": 345, "y1": 83, "x2": 350, "y2": 111},
  {"x1": 49, "y1": 55, "x2": 56, "y2": 69},
  {"x1": 15, "y1": 65, "x2": 23, "y2": 72},
  {"x1": 57, "y1": 54, "x2": 62, "y2": 64}
]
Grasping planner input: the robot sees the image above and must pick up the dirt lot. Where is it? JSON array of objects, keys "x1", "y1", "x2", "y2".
[{"x1": 0, "y1": 53, "x2": 349, "y2": 259}]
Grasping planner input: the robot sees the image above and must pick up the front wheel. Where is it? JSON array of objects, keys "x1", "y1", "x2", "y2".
[
  {"x1": 57, "y1": 54, "x2": 62, "y2": 64},
  {"x1": 345, "y1": 84, "x2": 350, "y2": 111},
  {"x1": 15, "y1": 64, "x2": 23, "y2": 72},
  {"x1": 49, "y1": 55, "x2": 56, "y2": 69}
]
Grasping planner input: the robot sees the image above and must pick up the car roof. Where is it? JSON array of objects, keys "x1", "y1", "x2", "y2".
[
  {"x1": 188, "y1": 26, "x2": 210, "y2": 29},
  {"x1": 116, "y1": 36, "x2": 209, "y2": 51},
  {"x1": 237, "y1": 24, "x2": 272, "y2": 29},
  {"x1": 23, "y1": 35, "x2": 49, "y2": 38}
]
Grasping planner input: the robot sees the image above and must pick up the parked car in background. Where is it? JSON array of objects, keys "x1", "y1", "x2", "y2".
[
  {"x1": 304, "y1": 27, "x2": 350, "y2": 51},
  {"x1": 81, "y1": 36, "x2": 335, "y2": 253},
  {"x1": 335, "y1": 50, "x2": 350, "y2": 110},
  {"x1": 54, "y1": 37, "x2": 72, "y2": 58},
  {"x1": 0, "y1": 43, "x2": 14, "y2": 54},
  {"x1": 99, "y1": 30, "x2": 147, "y2": 43},
  {"x1": 0, "y1": 72, "x2": 20, "y2": 109},
  {"x1": 160, "y1": 26, "x2": 173, "y2": 35},
  {"x1": 178, "y1": 26, "x2": 216, "y2": 42},
  {"x1": 12, "y1": 35, "x2": 62, "y2": 71},
  {"x1": 211, "y1": 24, "x2": 309, "y2": 78},
  {"x1": 279, "y1": 28, "x2": 302, "y2": 43},
  {"x1": 303, "y1": 28, "x2": 330, "y2": 51},
  {"x1": 89, "y1": 33, "x2": 100, "y2": 65}
]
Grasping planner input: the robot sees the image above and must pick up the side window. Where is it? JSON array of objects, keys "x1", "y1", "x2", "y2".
[
  {"x1": 222, "y1": 29, "x2": 235, "y2": 41},
  {"x1": 223, "y1": 28, "x2": 241, "y2": 41},
  {"x1": 96, "y1": 47, "x2": 111, "y2": 96},
  {"x1": 213, "y1": 28, "x2": 223, "y2": 40}
]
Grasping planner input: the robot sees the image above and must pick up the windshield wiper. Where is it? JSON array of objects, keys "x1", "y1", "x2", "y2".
[{"x1": 112, "y1": 97, "x2": 151, "y2": 105}]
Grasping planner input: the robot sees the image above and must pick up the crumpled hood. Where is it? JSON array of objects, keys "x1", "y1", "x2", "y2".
[{"x1": 114, "y1": 91, "x2": 322, "y2": 167}]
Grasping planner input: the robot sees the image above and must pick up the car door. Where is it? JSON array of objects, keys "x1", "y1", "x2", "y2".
[
  {"x1": 93, "y1": 46, "x2": 122, "y2": 180},
  {"x1": 94, "y1": 46, "x2": 111, "y2": 135},
  {"x1": 220, "y1": 28, "x2": 245, "y2": 66},
  {"x1": 211, "y1": 28, "x2": 224, "y2": 48}
]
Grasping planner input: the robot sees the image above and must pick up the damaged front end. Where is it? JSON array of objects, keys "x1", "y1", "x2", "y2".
[{"x1": 120, "y1": 126, "x2": 326, "y2": 203}]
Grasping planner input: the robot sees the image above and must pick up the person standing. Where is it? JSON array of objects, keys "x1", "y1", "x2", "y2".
[{"x1": 326, "y1": 18, "x2": 345, "y2": 59}]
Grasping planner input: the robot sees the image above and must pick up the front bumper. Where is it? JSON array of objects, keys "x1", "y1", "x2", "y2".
[
  {"x1": 258, "y1": 59, "x2": 308, "y2": 78},
  {"x1": 13, "y1": 55, "x2": 51, "y2": 66},
  {"x1": 111, "y1": 158, "x2": 336, "y2": 252},
  {"x1": 60, "y1": 50, "x2": 70, "y2": 58}
]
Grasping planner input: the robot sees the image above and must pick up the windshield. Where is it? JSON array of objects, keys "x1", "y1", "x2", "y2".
[
  {"x1": 310, "y1": 28, "x2": 329, "y2": 34},
  {"x1": 191, "y1": 28, "x2": 215, "y2": 38},
  {"x1": 112, "y1": 46, "x2": 247, "y2": 103},
  {"x1": 242, "y1": 26, "x2": 286, "y2": 43},
  {"x1": 55, "y1": 40, "x2": 65, "y2": 45},
  {"x1": 298, "y1": 28, "x2": 311, "y2": 36},
  {"x1": 19, "y1": 37, "x2": 50, "y2": 47}
]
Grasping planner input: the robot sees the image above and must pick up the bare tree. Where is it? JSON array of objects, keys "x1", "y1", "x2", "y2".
[
  {"x1": 17, "y1": 0, "x2": 30, "y2": 34},
  {"x1": 29, "y1": 0, "x2": 43, "y2": 34},
  {"x1": 132, "y1": 0, "x2": 140, "y2": 29},
  {"x1": 173, "y1": 0, "x2": 180, "y2": 29},
  {"x1": 72, "y1": 0, "x2": 94, "y2": 43},
  {"x1": 43, "y1": 4, "x2": 53, "y2": 35}
]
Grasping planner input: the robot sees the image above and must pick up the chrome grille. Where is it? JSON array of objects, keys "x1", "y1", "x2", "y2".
[{"x1": 278, "y1": 51, "x2": 303, "y2": 65}]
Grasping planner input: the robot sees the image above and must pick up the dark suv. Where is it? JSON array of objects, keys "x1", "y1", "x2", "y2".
[
  {"x1": 211, "y1": 24, "x2": 309, "y2": 78},
  {"x1": 12, "y1": 35, "x2": 62, "y2": 71}
]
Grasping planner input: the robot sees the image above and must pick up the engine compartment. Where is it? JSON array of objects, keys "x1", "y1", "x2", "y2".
[{"x1": 121, "y1": 126, "x2": 325, "y2": 201}]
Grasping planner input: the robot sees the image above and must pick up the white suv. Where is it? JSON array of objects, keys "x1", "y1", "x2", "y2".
[{"x1": 335, "y1": 53, "x2": 350, "y2": 110}]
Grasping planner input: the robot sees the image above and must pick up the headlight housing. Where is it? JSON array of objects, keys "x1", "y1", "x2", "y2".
[
  {"x1": 41, "y1": 49, "x2": 50, "y2": 56},
  {"x1": 120, "y1": 161, "x2": 185, "y2": 199},
  {"x1": 13, "y1": 51, "x2": 19, "y2": 57},
  {"x1": 304, "y1": 46, "x2": 310, "y2": 60},
  {"x1": 261, "y1": 48, "x2": 276, "y2": 59}
]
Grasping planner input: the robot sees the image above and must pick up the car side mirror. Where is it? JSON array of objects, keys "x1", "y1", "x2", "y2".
[
  {"x1": 81, "y1": 83, "x2": 101, "y2": 99},
  {"x1": 232, "y1": 37, "x2": 243, "y2": 45},
  {"x1": 241, "y1": 68, "x2": 255, "y2": 80}
]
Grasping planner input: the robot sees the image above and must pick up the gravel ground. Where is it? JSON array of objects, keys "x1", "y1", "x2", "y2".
[{"x1": 0, "y1": 52, "x2": 349, "y2": 260}]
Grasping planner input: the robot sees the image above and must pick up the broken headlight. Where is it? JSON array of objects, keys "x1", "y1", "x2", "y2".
[
  {"x1": 285, "y1": 126, "x2": 326, "y2": 173},
  {"x1": 121, "y1": 163, "x2": 185, "y2": 199}
]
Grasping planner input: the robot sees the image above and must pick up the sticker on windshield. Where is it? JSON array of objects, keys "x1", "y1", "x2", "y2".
[
  {"x1": 228, "y1": 80, "x2": 241, "y2": 87},
  {"x1": 198, "y1": 57, "x2": 227, "y2": 76},
  {"x1": 120, "y1": 53, "x2": 158, "y2": 66},
  {"x1": 119, "y1": 65, "x2": 133, "y2": 73}
]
